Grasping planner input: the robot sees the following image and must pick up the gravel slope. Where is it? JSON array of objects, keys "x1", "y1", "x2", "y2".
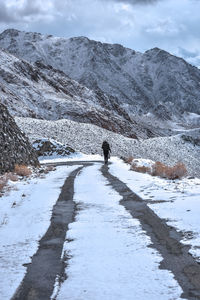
[{"x1": 16, "y1": 117, "x2": 200, "y2": 177}]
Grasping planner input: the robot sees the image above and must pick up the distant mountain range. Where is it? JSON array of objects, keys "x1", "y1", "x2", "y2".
[
  {"x1": 0, "y1": 48, "x2": 148, "y2": 138},
  {"x1": 1, "y1": 28, "x2": 200, "y2": 138}
]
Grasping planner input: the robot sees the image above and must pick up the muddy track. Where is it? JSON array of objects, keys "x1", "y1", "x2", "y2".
[
  {"x1": 101, "y1": 164, "x2": 200, "y2": 300},
  {"x1": 12, "y1": 165, "x2": 87, "y2": 300}
]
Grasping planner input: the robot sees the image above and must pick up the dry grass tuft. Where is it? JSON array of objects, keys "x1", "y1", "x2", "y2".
[
  {"x1": 130, "y1": 164, "x2": 151, "y2": 174},
  {"x1": 166, "y1": 162, "x2": 187, "y2": 179},
  {"x1": 124, "y1": 156, "x2": 187, "y2": 180},
  {"x1": 152, "y1": 161, "x2": 166, "y2": 177},
  {"x1": 14, "y1": 165, "x2": 32, "y2": 177},
  {"x1": 152, "y1": 161, "x2": 187, "y2": 179}
]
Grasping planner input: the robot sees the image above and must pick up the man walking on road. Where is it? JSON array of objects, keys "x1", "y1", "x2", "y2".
[{"x1": 102, "y1": 140, "x2": 111, "y2": 164}]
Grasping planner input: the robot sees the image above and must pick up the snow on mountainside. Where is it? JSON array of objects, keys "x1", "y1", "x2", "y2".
[
  {"x1": 15, "y1": 117, "x2": 200, "y2": 178},
  {"x1": 0, "y1": 47, "x2": 157, "y2": 138},
  {"x1": 1, "y1": 28, "x2": 200, "y2": 121}
]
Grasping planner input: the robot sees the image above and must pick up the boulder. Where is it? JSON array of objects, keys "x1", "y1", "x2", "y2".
[
  {"x1": 181, "y1": 134, "x2": 200, "y2": 146},
  {"x1": 32, "y1": 138, "x2": 75, "y2": 157}
]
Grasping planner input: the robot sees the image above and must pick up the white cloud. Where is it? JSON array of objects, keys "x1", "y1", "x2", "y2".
[
  {"x1": 104, "y1": 0, "x2": 161, "y2": 4},
  {"x1": 177, "y1": 47, "x2": 200, "y2": 68},
  {"x1": 0, "y1": 0, "x2": 56, "y2": 23},
  {"x1": 0, "y1": 0, "x2": 200, "y2": 67},
  {"x1": 146, "y1": 18, "x2": 185, "y2": 35}
]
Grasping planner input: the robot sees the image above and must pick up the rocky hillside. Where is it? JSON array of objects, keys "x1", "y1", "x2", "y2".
[
  {"x1": 0, "y1": 47, "x2": 160, "y2": 138},
  {"x1": 0, "y1": 103, "x2": 38, "y2": 173},
  {"x1": 15, "y1": 116, "x2": 200, "y2": 178},
  {"x1": 1, "y1": 29, "x2": 200, "y2": 120},
  {"x1": 32, "y1": 138, "x2": 75, "y2": 157}
]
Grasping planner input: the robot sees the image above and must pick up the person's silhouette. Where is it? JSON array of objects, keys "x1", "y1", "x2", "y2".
[{"x1": 102, "y1": 141, "x2": 111, "y2": 164}]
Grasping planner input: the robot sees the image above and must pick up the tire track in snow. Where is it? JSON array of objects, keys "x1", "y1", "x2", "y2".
[
  {"x1": 56, "y1": 163, "x2": 182, "y2": 300},
  {"x1": 12, "y1": 165, "x2": 86, "y2": 300},
  {"x1": 11, "y1": 160, "x2": 200, "y2": 300},
  {"x1": 101, "y1": 164, "x2": 200, "y2": 300}
]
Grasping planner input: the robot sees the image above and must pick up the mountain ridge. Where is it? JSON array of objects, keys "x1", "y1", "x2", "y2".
[
  {"x1": 1, "y1": 28, "x2": 200, "y2": 138},
  {"x1": 0, "y1": 47, "x2": 160, "y2": 138},
  {"x1": 1, "y1": 28, "x2": 200, "y2": 119}
]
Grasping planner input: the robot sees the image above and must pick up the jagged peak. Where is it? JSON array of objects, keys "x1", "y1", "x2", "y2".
[
  {"x1": 0, "y1": 28, "x2": 137, "y2": 58},
  {"x1": 145, "y1": 47, "x2": 171, "y2": 56},
  {"x1": 68, "y1": 36, "x2": 136, "y2": 57},
  {"x1": 0, "y1": 28, "x2": 45, "y2": 41},
  {"x1": 69, "y1": 36, "x2": 90, "y2": 42},
  {"x1": 145, "y1": 47, "x2": 198, "y2": 70},
  {"x1": 0, "y1": 28, "x2": 21, "y2": 37}
]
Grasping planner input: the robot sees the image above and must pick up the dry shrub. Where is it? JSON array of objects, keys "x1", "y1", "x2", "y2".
[
  {"x1": 152, "y1": 161, "x2": 187, "y2": 179},
  {"x1": 152, "y1": 162, "x2": 166, "y2": 178},
  {"x1": 166, "y1": 163, "x2": 187, "y2": 180},
  {"x1": 130, "y1": 164, "x2": 151, "y2": 174},
  {"x1": 14, "y1": 165, "x2": 32, "y2": 177},
  {"x1": 5, "y1": 172, "x2": 18, "y2": 182},
  {"x1": 128, "y1": 159, "x2": 187, "y2": 180},
  {"x1": 124, "y1": 157, "x2": 134, "y2": 164}
]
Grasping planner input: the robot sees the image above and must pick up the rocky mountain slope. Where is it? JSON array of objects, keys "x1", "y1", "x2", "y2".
[
  {"x1": 0, "y1": 48, "x2": 157, "y2": 138},
  {"x1": 0, "y1": 103, "x2": 38, "y2": 173},
  {"x1": 1, "y1": 29, "x2": 200, "y2": 121}
]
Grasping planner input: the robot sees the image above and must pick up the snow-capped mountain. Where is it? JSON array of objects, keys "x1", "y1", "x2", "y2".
[
  {"x1": 0, "y1": 47, "x2": 158, "y2": 138},
  {"x1": 1, "y1": 29, "x2": 200, "y2": 119}
]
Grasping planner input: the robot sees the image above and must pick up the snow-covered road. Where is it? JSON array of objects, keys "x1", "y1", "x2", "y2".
[
  {"x1": 56, "y1": 164, "x2": 182, "y2": 300},
  {"x1": 1, "y1": 158, "x2": 200, "y2": 300},
  {"x1": 0, "y1": 165, "x2": 79, "y2": 299}
]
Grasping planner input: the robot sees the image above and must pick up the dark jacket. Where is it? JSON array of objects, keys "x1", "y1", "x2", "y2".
[{"x1": 102, "y1": 141, "x2": 111, "y2": 153}]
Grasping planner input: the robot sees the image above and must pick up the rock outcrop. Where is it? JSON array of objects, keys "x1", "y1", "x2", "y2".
[
  {"x1": 181, "y1": 134, "x2": 200, "y2": 146},
  {"x1": 0, "y1": 103, "x2": 39, "y2": 173},
  {"x1": 32, "y1": 138, "x2": 75, "y2": 157}
]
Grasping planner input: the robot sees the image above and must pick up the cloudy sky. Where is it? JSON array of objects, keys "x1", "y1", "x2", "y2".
[{"x1": 0, "y1": 0, "x2": 200, "y2": 66}]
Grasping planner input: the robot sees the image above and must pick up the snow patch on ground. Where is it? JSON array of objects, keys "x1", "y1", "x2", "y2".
[
  {"x1": 110, "y1": 157, "x2": 200, "y2": 262},
  {"x1": 55, "y1": 164, "x2": 182, "y2": 300},
  {"x1": 0, "y1": 165, "x2": 78, "y2": 299}
]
